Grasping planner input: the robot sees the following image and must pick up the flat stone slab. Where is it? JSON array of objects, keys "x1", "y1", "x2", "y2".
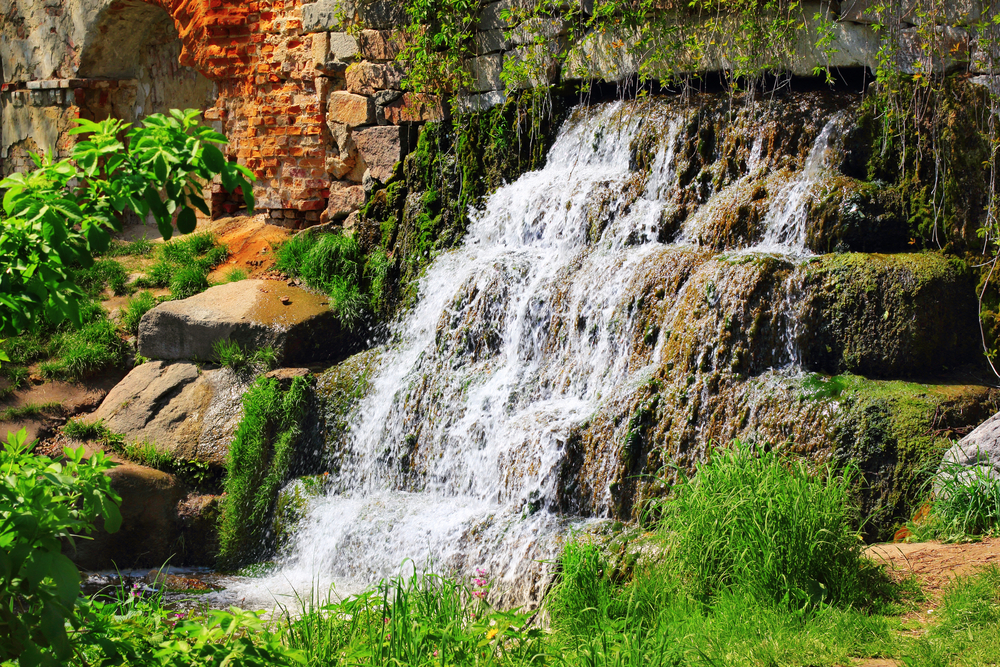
[
  {"x1": 938, "y1": 411, "x2": 1000, "y2": 494},
  {"x1": 137, "y1": 280, "x2": 339, "y2": 364}
]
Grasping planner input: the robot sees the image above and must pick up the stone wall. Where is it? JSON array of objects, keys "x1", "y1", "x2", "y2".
[{"x1": 2, "y1": 0, "x2": 998, "y2": 223}]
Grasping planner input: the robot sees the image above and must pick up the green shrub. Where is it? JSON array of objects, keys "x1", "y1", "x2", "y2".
[
  {"x1": 120, "y1": 291, "x2": 158, "y2": 337},
  {"x1": 661, "y1": 445, "x2": 875, "y2": 610},
  {"x1": 0, "y1": 401, "x2": 63, "y2": 423},
  {"x1": 170, "y1": 266, "x2": 210, "y2": 300},
  {"x1": 77, "y1": 259, "x2": 130, "y2": 298},
  {"x1": 912, "y1": 458, "x2": 1000, "y2": 540},
  {"x1": 0, "y1": 428, "x2": 121, "y2": 665},
  {"x1": 276, "y1": 233, "x2": 369, "y2": 328},
  {"x1": 279, "y1": 571, "x2": 543, "y2": 667},
  {"x1": 218, "y1": 375, "x2": 311, "y2": 568},
  {"x1": 135, "y1": 259, "x2": 174, "y2": 288},
  {"x1": 161, "y1": 231, "x2": 218, "y2": 263},
  {"x1": 97, "y1": 237, "x2": 154, "y2": 258}
]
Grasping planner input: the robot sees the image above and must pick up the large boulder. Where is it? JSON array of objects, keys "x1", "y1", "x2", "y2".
[
  {"x1": 938, "y1": 412, "x2": 1000, "y2": 493},
  {"x1": 68, "y1": 462, "x2": 221, "y2": 569},
  {"x1": 86, "y1": 361, "x2": 246, "y2": 466},
  {"x1": 69, "y1": 463, "x2": 187, "y2": 570},
  {"x1": 137, "y1": 280, "x2": 341, "y2": 364}
]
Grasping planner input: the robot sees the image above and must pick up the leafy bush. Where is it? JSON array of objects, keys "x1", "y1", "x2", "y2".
[
  {"x1": 0, "y1": 428, "x2": 121, "y2": 666},
  {"x1": 226, "y1": 267, "x2": 249, "y2": 282},
  {"x1": 170, "y1": 266, "x2": 210, "y2": 300},
  {"x1": 0, "y1": 110, "x2": 253, "y2": 335},
  {"x1": 77, "y1": 259, "x2": 130, "y2": 298},
  {"x1": 279, "y1": 571, "x2": 543, "y2": 666},
  {"x1": 73, "y1": 583, "x2": 304, "y2": 667},
  {"x1": 662, "y1": 445, "x2": 873, "y2": 609},
  {"x1": 218, "y1": 376, "x2": 310, "y2": 568},
  {"x1": 911, "y1": 457, "x2": 1000, "y2": 540},
  {"x1": 120, "y1": 291, "x2": 158, "y2": 337},
  {"x1": 96, "y1": 237, "x2": 154, "y2": 258}
]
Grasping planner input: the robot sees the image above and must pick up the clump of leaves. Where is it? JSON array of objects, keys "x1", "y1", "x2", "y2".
[
  {"x1": 170, "y1": 266, "x2": 210, "y2": 300},
  {"x1": 0, "y1": 427, "x2": 121, "y2": 665},
  {"x1": 213, "y1": 339, "x2": 278, "y2": 381}
]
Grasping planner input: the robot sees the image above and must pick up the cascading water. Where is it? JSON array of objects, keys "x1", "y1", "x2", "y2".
[{"x1": 236, "y1": 97, "x2": 854, "y2": 608}]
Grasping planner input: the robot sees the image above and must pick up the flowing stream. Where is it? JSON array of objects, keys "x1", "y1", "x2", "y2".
[{"x1": 235, "y1": 98, "x2": 846, "y2": 608}]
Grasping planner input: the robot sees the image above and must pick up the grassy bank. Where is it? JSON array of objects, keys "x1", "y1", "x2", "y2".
[{"x1": 25, "y1": 443, "x2": 998, "y2": 666}]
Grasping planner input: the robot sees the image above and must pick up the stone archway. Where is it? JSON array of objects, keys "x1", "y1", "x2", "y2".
[{"x1": 75, "y1": 0, "x2": 218, "y2": 124}]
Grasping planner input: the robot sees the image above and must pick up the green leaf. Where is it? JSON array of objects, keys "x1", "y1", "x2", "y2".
[
  {"x1": 176, "y1": 207, "x2": 197, "y2": 234},
  {"x1": 50, "y1": 553, "x2": 81, "y2": 606},
  {"x1": 202, "y1": 144, "x2": 227, "y2": 174}
]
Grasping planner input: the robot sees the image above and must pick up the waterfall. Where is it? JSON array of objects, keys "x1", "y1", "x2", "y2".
[{"x1": 234, "y1": 98, "x2": 851, "y2": 608}]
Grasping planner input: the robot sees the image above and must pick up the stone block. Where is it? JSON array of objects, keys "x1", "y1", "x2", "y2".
[
  {"x1": 509, "y1": 17, "x2": 570, "y2": 46},
  {"x1": 475, "y1": 29, "x2": 510, "y2": 55},
  {"x1": 86, "y1": 361, "x2": 249, "y2": 467},
  {"x1": 302, "y1": 0, "x2": 348, "y2": 32},
  {"x1": 346, "y1": 62, "x2": 403, "y2": 95},
  {"x1": 322, "y1": 182, "x2": 366, "y2": 222},
  {"x1": 840, "y1": 0, "x2": 985, "y2": 26},
  {"x1": 326, "y1": 154, "x2": 357, "y2": 179},
  {"x1": 330, "y1": 32, "x2": 362, "y2": 61},
  {"x1": 454, "y1": 90, "x2": 507, "y2": 113},
  {"x1": 353, "y1": 125, "x2": 404, "y2": 182},
  {"x1": 360, "y1": 29, "x2": 403, "y2": 61},
  {"x1": 469, "y1": 54, "x2": 505, "y2": 92},
  {"x1": 938, "y1": 412, "x2": 1000, "y2": 496},
  {"x1": 896, "y1": 25, "x2": 969, "y2": 74},
  {"x1": 328, "y1": 90, "x2": 375, "y2": 127},
  {"x1": 138, "y1": 280, "x2": 340, "y2": 364},
  {"x1": 383, "y1": 93, "x2": 445, "y2": 124}
]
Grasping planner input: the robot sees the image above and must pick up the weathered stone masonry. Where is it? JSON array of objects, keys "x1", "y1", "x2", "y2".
[
  {"x1": 1, "y1": 0, "x2": 440, "y2": 225},
  {"x1": 3, "y1": 0, "x2": 1000, "y2": 226}
]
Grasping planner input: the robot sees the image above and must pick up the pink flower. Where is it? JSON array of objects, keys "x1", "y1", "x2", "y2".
[{"x1": 472, "y1": 590, "x2": 486, "y2": 599}]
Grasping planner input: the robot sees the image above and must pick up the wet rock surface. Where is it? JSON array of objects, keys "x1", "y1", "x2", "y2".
[{"x1": 137, "y1": 280, "x2": 342, "y2": 364}]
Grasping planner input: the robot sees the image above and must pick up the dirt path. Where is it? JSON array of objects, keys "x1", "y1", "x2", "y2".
[{"x1": 865, "y1": 538, "x2": 999, "y2": 595}]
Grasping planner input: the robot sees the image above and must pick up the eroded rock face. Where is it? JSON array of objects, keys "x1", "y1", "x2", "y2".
[
  {"x1": 86, "y1": 361, "x2": 247, "y2": 467},
  {"x1": 137, "y1": 280, "x2": 344, "y2": 364}
]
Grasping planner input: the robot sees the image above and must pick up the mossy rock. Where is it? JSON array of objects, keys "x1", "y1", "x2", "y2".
[
  {"x1": 804, "y1": 176, "x2": 908, "y2": 254},
  {"x1": 798, "y1": 252, "x2": 980, "y2": 378}
]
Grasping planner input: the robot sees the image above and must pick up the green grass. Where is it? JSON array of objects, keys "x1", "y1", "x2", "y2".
[
  {"x1": 96, "y1": 237, "x2": 155, "y2": 258},
  {"x1": 908, "y1": 457, "x2": 1000, "y2": 541},
  {"x1": 170, "y1": 266, "x2": 210, "y2": 300},
  {"x1": 213, "y1": 339, "x2": 278, "y2": 381},
  {"x1": 0, "y1": 402, "x2": 63, "y2": 422},
  {"x1": 76, "y1": 259, "x2": 130, "y2": 298},
  {"x1": 39, "y1": 316, "x2": 125, "y2": 381},
  {"x1": 226, "y1": 267, "x2": 249, "y2": 282},
  {"x1": 132, "y1": 232, "x2": 227, "y2": 298},
  {"x1": 659, "y1": 444, "x2": 882, "y2": 610},
  {"x1": 275, "y1": 233, "x2": 369, "y2": 328},
  {"x1": 120, "y1": 291, "x2": 158, "y2": 337},
  {"x1": 218, "y1": 375, "x2": 311, "y2": 569}
]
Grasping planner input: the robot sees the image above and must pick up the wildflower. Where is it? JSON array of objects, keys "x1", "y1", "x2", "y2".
[
  {"x1": 486, "y1": 628, "x2": 499, "y2": 640},
  {"x1": 433, "y1": 651, "x2": 439, "y2": 657},
  {"x1": 472, "y1": 590, "x2": 486, "y2": 599}
]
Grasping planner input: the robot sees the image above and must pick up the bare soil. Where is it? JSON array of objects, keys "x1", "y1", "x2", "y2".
[{"x1": 865, "y1": 537, "x2": 1000, "y2": 596}]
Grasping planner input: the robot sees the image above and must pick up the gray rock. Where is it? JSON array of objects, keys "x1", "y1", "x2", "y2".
[
  {"x1": 475, "y1": 29, "x2": 511, "y2": 55},
  {"x1": 896, "y1": 25, "x2": 969, "y2": 75},
  {"x1": 938, "y1": 413, "x2": 1000, "y2": 495},
  {"x1": 302, "y1": 0, "x2": 349, "y2": 32},
  {"x1": 86, "y1": 361, "x2": 247, "y2": 466},
  {"x1": 353, "y1": 125, "x2": 404, "y2": 182},
  {"x1": 137, "y1": 280, "x2": 340, "y2": 364},
  {"x1": 469, "y1": 54, "x2": 505, "y2": 92},
  {"x1": 454, "y1": 90, "x2": 507, "y2": 113}
]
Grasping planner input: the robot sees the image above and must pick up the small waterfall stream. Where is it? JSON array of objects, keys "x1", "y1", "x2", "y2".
[{"x1": 237, "y1": 97, "x2": 851, "y2": 607}]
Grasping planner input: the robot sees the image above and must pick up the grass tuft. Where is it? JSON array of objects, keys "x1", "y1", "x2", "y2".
[
  {"x1": 170, "y1": 266, "x2": 210, "y2": 300},
  {"x1": 120, "y1": 291, "x2": 158, "y2": 337},
  {"x1": 213, "y1": 339, "x2": 277, "y2": 381}
]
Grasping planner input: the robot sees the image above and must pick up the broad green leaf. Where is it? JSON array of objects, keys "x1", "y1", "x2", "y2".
[{"x1": 177, "y1": 207, "x2": 197, "y2": 234}]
